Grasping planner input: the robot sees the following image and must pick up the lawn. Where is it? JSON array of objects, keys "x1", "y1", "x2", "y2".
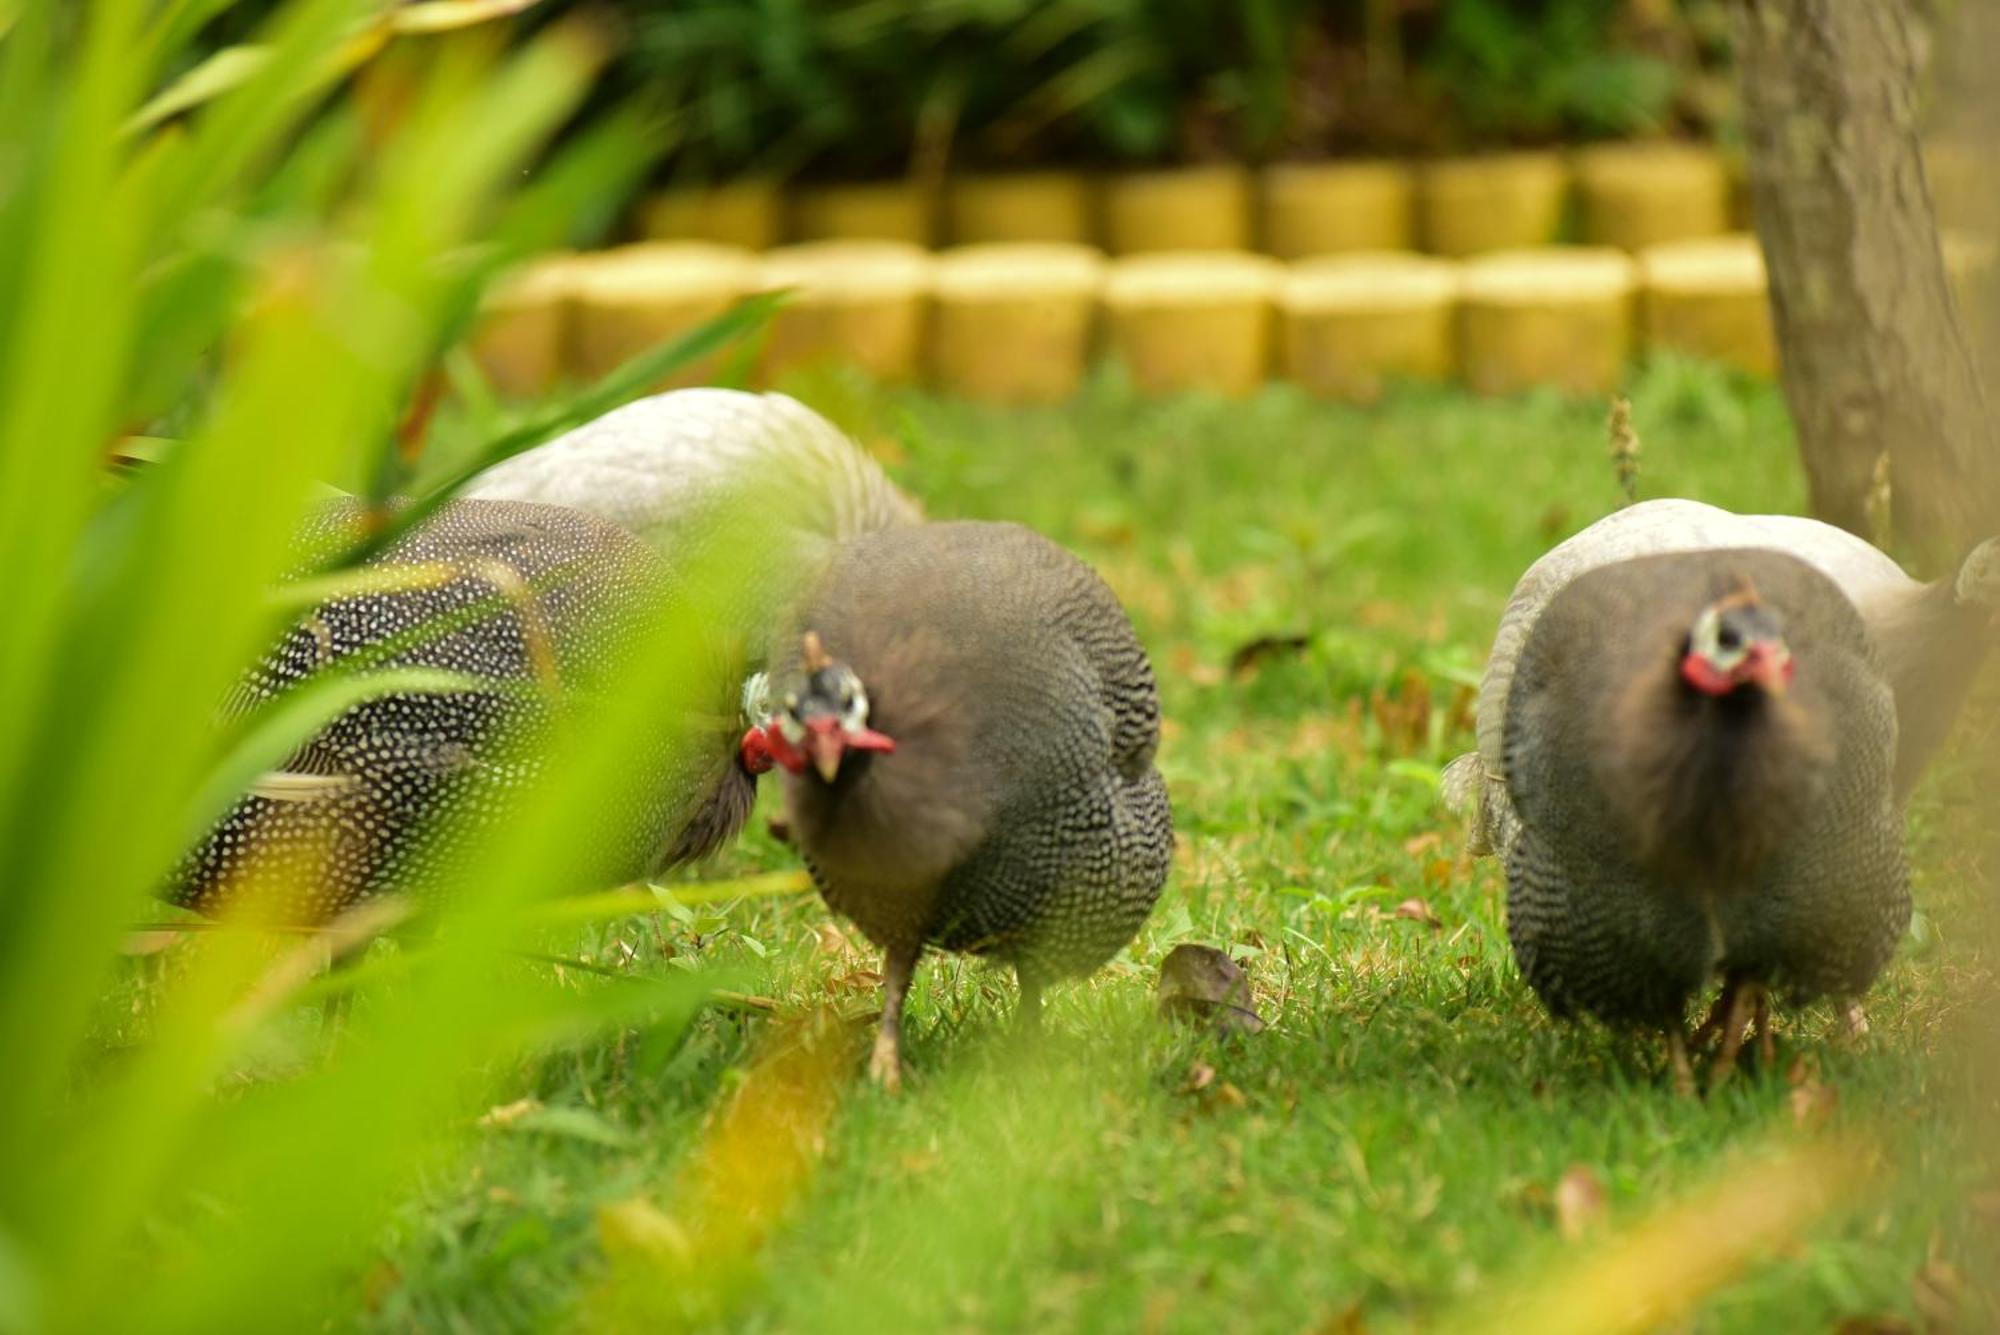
[{"x1": 129, "y1": 360, "x2": 1998, "y2": 1332}]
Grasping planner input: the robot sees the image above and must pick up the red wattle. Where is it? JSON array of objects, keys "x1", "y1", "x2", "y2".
[
  {"x1": 739, "y1": 727, "x2": 776, "y2": 775},
  {"x1": 1680, "y1": 653, "x2": 1736, "y2": 697},
  {"x1": 847, "y1": 726, "x2": 896, "y2": 753}
]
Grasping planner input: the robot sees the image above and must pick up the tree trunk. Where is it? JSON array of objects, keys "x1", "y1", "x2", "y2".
[{"x1": 1734, "y1": 0, "x2": 1996, "y2": 567}]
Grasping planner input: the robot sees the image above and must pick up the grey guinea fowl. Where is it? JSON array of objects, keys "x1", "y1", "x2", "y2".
[
  {"x1": 173, "y1": 497, "x2": 747, "y2": 923},
  {"x1": 739, "y1": 520, "x2": 1174, "y2": 1088},
  {"x1": 1444, "y1": 498, "x2": 2000, "y2": 859},
  {"x1": 1500, "y1": 547, "x2": 1909, "y2": 1085}
]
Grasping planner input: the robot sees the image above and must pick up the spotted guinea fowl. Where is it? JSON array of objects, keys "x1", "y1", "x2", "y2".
[
  {"x1": 1500, "y1": 547, "x2": 1908, "y2": 1086},
  {"x1": 1445, "y1": 498, "x2": 2000, "y2": 858},
  {"x1": 469, "y1": 388, "x2": 921, "y2": 814},
  {"x1": 173, "y1": 497, "x2": 744, "y2": 922},
  {"x1": 739, "y1": 520, "x2": 1174, "y2": 1088},
  {"x1": 468, "y1": 388, "x2": 919, "y2": 650}
]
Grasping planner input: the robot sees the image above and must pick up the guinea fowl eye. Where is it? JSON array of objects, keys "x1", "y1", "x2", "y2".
[{"x1": 1717, "y1": 627, "x2": 1741, "y2": 652}]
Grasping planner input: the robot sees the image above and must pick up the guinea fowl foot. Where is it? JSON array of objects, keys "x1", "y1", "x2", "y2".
[
  {"x1": 1707, "y1": 981, "x2": 1766, "y2": 1088},
  {"x1": 1753, "y1": 990, "x2": 1776, "y2": 1069},
  {"x1": 1690, "y1": 982, "x2": 1736, "y2": 1050},
  {"x1": 868, "y1": 941, "x2": 920, "y2": 1094}
]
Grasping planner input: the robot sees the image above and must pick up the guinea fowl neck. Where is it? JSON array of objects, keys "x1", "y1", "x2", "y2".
[{"x1": 1600, "y1": 657, "x2": 1833, "y2": 892}]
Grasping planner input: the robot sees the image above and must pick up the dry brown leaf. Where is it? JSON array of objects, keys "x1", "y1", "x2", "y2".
[
  {"x1": 1180, "y1": 1062, "x2": 1217, "y2": 1095},
  {"x1": 826, "y1": 968, "x2": 882, "y2": 998},
  {"x1": 1156, "y1": 943, "x2": 1267, "y2": 1035},
  {"x1": 478, "y1": 1096, "x2": 542, "y2": 1128},
  {"x1": 1912, "y1": 1250, "x2": 1966, "y2": 1329},
  {"x1": 1788, "y1": 1079, "x2": 1838, "y2": 1130},
  {"x1": 1210, "y1": 1082, "x2": 1248, "y2": 1109},
  {"x1": 1403, "y1": 832, "x2": 1444, "y2": 858},
  {"x1": 1311, "y1": 1303, "x2": 1369, "y2": 1335},
  {"x1": 1394, "y1": 898, "x2": 1442, "y2": 929},
  {"x1": 1832, "y1": 1317, "x2": 1915, "y2": 1335},
  {"x1": 361, "y1": 1260, "x2": 401, "y2": 1314},
  {"x1": 1555, "y1": 1165, "x2": 1608, "y2": 1241}
]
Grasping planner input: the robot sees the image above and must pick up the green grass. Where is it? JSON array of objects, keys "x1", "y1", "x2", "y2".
[{"x1": 124, "y1": 360, "x2": 1999, "y2": 1332}]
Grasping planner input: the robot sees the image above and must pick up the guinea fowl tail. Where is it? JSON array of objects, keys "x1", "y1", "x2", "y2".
[
  {"x1": 1954, "y1": 536, "x2": 2000, "y2": 610},
  {"x1": 1440, "y1": 752, "x2": 1494, "y2": 857}
]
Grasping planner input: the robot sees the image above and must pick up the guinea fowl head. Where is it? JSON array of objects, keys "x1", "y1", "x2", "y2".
[
  {"x1": 741, "y1": 631, "x2": 896, "y2": 783},
  {"x1": 1678, "y1": 585, "x2": 1796, "y2": 698}
]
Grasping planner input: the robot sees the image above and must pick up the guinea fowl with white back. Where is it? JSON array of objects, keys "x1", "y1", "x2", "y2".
[
  {"x1": 741, "y1": 521, "x2": 1175, "y2": 1089},
  {"x1": 1498, "y1": 546, "x2": 1908, "y2": 1086}
]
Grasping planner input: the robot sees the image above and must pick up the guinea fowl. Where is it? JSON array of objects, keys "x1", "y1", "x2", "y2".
[
  {"x1": 180, "y1": 392, "x2": 917, "y2": 920},
  {"x1": 468, "y1": 388, "x2": 919, "y2": 656},
  {"x1": 173, "y1": 498, "x2": 744, "y2": 922},
  {"x1": 1445, "y1": 498, "x2": 2000, "y2": 858},
  {"x1": 1499, "y1": 547, "x2": 1909, "y2": 1085},
  {"x1": 739, "y1": 521, "x2": 1174, "y2": 1089}
]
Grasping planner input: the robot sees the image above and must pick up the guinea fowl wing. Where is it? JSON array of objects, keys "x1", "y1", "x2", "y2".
[{"x1": 175, "y1": 498, "x2": 744, "y2": 921}]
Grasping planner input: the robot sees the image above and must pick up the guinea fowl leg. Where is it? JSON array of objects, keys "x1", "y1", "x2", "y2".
[
  {"x1": 1752, "y1": 990, "x2": 1776, "y2": 1069},
  {"x1": 1690, "y1": 978, "x2": 1739, "y2": 1049},
  {"x1": 868, "y1": 941, "x2": 921, "y2": 1093},
  {"x1": 1667, "y1": 1028, "x2": 1697, "y2": 1098},
  {"x1": 1708, "y1": 981, "x2": 1762, "y2": 1087}
]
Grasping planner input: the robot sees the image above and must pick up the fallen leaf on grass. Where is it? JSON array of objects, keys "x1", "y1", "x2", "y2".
[
  {"x1": 598, "y1": 1195, "x2": 691, "y2": 1263},
  {"x1": 1180, "y1": 1062, "x2": 1217, "y2": 1095},
  {"x1": 1394, "y1": 898, "x2": 1442, "y2": 929},
  {"x1": 1788, "y1": 1079, "x2": 1838, "y2": 1130},
  {"x1": 1228, "y1": 632, "x2": 1312, "y2": 679},
  {"x1": 825, "y1": 968, "x2": 883, "y2": 999},
  {"x1": 1555, "y1": 1165, "x2": 1608, "y2": 1241},
  {"x1": 1156, "y1": 943, "x2": 1266, "y2": 1035},
  {"x1": 1209, "y1": 1082, "x2": 1248, "y2": 1109},
  {"x1": 1912, "y1": 1248, "x2": 1966, "y2": 1330},
  {"x1": 1403, "y1": 832, "x2": 1443, "y2": 858},
  {"x1": 1311, "y1": 1303, "x2": 1369, "y2": 1335},
  {"x1": 505, "y1": 1104, "x2": 638, "y2": 1149},
  {"x1": 1832, "y1": 1318, "x2": 1914, "y2": 1335},
  {"x1": 361, "y1": 1261, "x2": 401, "y2": 1314},
  {"x1": 478, "y1": 1097, "x2": 542, "y2": 1128}
]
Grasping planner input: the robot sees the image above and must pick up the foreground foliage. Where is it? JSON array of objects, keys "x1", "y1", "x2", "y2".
[{"x1": 385, "y1": 365, "x2": 1996, "y2": 1330}]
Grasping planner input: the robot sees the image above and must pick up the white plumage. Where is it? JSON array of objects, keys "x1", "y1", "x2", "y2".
[
  {"x1": 467, "y1": 388, "x2": 919, "y2": 555},
  {"x1": 1445, "y1": 498, "x2": 1997, "y2": 856},
  {"x1": 468, "y1": 388, "x2": 922, "y2": 676}
]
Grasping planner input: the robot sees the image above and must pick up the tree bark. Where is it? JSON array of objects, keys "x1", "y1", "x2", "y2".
[{"x1": 1734, "y1": 0, "x2": 1996, "y2": 567}]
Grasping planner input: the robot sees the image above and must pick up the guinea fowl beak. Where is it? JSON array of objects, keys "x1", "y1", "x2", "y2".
[{"x1": 804, "y1": 717, "x2": 845, "y2": 782}]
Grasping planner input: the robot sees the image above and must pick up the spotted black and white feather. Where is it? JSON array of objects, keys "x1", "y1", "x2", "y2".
[{"x1": 172, "y1": 498, "x2": 745, "y2": 922}]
